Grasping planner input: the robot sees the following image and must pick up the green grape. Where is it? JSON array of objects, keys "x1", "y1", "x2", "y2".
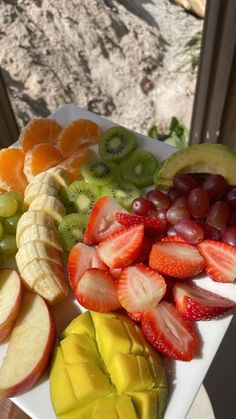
[
  {"x1": 4, "y1": 213, "x2": 21, "y2": 234},
  {"x1": 0, "y1": 235, "x2": 17, "y2": 255},
  {"x1": 0, "y1": 194, "x2": 18, "y2": 217},
  {"x1": 0, "y1": 254, "x2": 3, "y2": 267},
  {"x1": 0, "y1": 221, "x2": 3, "y2": 238},
  {"x1": 4, "y1": 191, "x2": 24, "y2": 212}
]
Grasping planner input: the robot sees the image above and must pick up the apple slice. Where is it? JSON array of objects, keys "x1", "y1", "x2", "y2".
[
  {"x1": 0, "y1": 269, "x2": 22, "y2": 342},
  {"x1": 0, "y1": 292, "x2": 56, "y2": 397}
]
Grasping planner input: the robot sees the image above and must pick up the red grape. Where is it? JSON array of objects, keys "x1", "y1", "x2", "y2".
[
  {"x1": 174, "y1": 219, "x2": 204, "y2": 244},
  {"x1": 146, "y1": 189, "x2": 171, "y2": 210},
  {"x1": 199, "y1": 221, "x2": 222, "y2": 241},
  {"x1": 173, "y1": 196, "x2": 188, "y2": 208},
  {"x1": 222, "y1": 225, "x2": 236, "y2": 246},
  {"x1": 131, "y1": 198, "x2": 155, "y2": 216},
  {"x1": 228, "y1": 210, "x2": 236, "y2": 226},
  {"x1": 166, "y1": 205, "x2": 191, "y2": 225},
  {"x1": 167, "y1": 187, "x2": 179, "y2": 202},
  {"x1": 190, "y1": 173, "x2": 210, "y2": 185},
  {"x1": 173, "y1": 174, "x2": 199, "y2": 195},
  {"x1": 148, "y1": 208, "x2": 168, "y2": 222},
  {"x1": 203, "y1": 174, "x2": 227, "y2": 199},
  {"x1": 207, "y1": 201, "x2": 231, "y2": 229},
  {"x1": 167, "y1": 225, "x2": 177, "y2": 236},
  {"x1": 187, "y1": 188, "x2": 210, "y2": 218},
  {"x1": 224, "y1": 187, "x2": 236, "y2": 209}
]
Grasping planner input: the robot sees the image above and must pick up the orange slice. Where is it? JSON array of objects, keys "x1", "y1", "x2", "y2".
[
  {"x1": 57, "y1": 147, "x2": 96, "y2": 183},
  {"x1": 57, "y1": 119, "x2": 102, "y2": 157},
  {"x1": 19, "y1": 118, "x2": 63, "y2": 153},
  {"x1": 24, "y1": 143, "x2": 63, "y2": 181},
  {"x1": 0, "y1": 148, "x2": 28, "y2": 194}
]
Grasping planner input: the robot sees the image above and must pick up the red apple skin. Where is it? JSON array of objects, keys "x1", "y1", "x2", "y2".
[
  {"x1": 0, "y1": 269, "x2": 23, "y2": 342},
  {"x1": 0, "y1": 293, "x2": 56, "y2": 398}
]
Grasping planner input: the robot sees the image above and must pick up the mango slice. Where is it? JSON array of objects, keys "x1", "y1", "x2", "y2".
[{"x1": 50, "y1": 311, "x2": 168, "y2": 419}]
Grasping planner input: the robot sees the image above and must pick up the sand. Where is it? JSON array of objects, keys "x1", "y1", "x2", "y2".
[{"x1": 0, "y1": 0, "x2": 203, "y2": 134}]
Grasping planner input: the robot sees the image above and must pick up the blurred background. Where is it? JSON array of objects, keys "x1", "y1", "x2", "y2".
[{"x1": 0, "y1": 0, "x2": 204, "y2": 148}]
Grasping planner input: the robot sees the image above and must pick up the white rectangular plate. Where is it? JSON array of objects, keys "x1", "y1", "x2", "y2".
[{"x1": 1, "y1": 104, "x2": 235, "y2": 419}]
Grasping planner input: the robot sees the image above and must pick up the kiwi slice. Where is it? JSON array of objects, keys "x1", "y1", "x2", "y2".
[
  {"x1": 121, "y1": 149, "x2": 159, "y2": 187},
  {"x1": 101, "y1": 181, "x2": 140, "y2": 210},
  {"x1": 59, "y1": 187, "x2": 74, "y2": 214},
  {"x1": 99, "y1": 126, "x2": 137, "y2": 162},
  {"x1": 58, "y1": 213, "x2": 87, "y2": 252},
  {"x1": 64, "y1": 181, "x2": 100, "y2": 215},
  {"x1": 81, "y1": 159, "x2": 119, "y2": 186}
]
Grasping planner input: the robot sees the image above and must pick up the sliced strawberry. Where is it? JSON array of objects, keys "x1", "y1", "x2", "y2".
[
  {"x1": 115, "y1": 212, "x2": 166, "y2": 234},
  {"x1": 173, "y1": 281, "x2": 236, "y2": 321},
  {"x1": 97, "y1": 225, "x2": 144, "y2": 269},
  {"x1": 161, "y1": 235, "x2": 186, "y2": 243},
  {"x1": 83, "y1": 196, "x2": 128, "y2": 245},
  {"x1": 117, "y1": 263, "x2": 166, "y2": 313},
  {"x1": 68, "y1": 242, "x2": 107, "y2": 289},
  {"x1": 135, "y1": 235, "x2": 154, "y2": 264},
  {"x1": 128, "y1": 311, "x2": 143, "y2": 322},
  {"x1": 149, "y1": 241, "x2": 204, "y2": 278},
  {"x1": 197, "y1": 240, "x2": 236, "y2": 283},
  {"x1": 110, "y1": 268, "x2": 122, "y2": 281},
  {"x1": 141, "y1": 302, "x2": 198, "y2": 361},
  {"x1": 164, "y1": 277, "x2": 175, "y2": 300},
  {"x1": 74, "y1": 268, "x2": 120, "y2": 312}
]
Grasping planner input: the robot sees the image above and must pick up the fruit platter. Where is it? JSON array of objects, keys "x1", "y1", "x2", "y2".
[{"x1": 0, "y1": 103, "x2": 236, "y2": 419}]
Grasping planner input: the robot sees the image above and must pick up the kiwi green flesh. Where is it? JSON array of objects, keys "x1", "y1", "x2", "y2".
[
  {"x1": 99, "y1": 126, "x2": 137, "y2": 162},
  {"x1": 154, "y1": 143, "x2": 236, "y2": 190},
  {"x1": 81, "y1": 159, "x2": 119, "y2": 186},
  {"x1": 58, "y1": 213, "x2": 87, "y2": 252},
  {"x1": 121, "y1": 150, "x2": 158, "y2": 188},
  {"x1": 101, "y1": 181, "x2": 140, "y2": 210},
  {"x1": 59, "y1": 187, "x2": 75, "y2": 214},
  {"x1": 66, "y1": 181, "x2": 100, "y2": 215}
]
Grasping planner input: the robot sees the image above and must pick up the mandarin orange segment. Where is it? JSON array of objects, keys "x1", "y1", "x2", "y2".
[
  {"x1": 19, "y1": 118, "x2": 63, "y2": 153},
  {"x1": 57, "y1": 119, "x2": 102, "y2": 157},
  {"x1": 24, "y1": 143, "x2": 64, "y2": 181},
  {"x1": 0, "y1": 148, "x2": 28, "y2": 194},
  {"x1": 57, "y1": 147, "x2": 96, "y2": 182}
]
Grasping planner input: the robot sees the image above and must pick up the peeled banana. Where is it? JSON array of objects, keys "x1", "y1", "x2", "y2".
[
  {"x1": 16, "y1": 241, "x2": 62, "y2": 272},
  {"x1": 47, "y1": 167, "x2": 68, "y2": 189},
  {"x1": 29, "y1": 194, "x2": 66, "y2": 224},
  {"x1": 18, "y1": 224, "x2": 63, "y2": 252},
  {"x1": 15, "y1": 168, "x2": 68, "y2": 305},
  {"x1": 29, "y1": 171, "x2": 60, "y2": 190},
  {"x1": 16, "y1": 210, "x2": 55, "y2": 247},
  {"x1": 20, "y1": 260, "x2": 67, "y2": 304},
  {"x1": 24, "y1": 182, "x2": 59, "y2": 207}
]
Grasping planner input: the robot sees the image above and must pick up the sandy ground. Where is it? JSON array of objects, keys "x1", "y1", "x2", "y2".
[{"x1": 0, "y1": 0, "x2": 203, "y2": 134}]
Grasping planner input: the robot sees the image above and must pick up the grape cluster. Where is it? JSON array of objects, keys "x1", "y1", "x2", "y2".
[
  {"x1": 131, "y1": 173, "x2": 236, "y2": 245},
  {"x1": 0, "y1": 192, "x2": 23, "y2": 261}
]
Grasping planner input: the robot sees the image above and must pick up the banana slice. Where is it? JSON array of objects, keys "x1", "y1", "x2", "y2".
[
  {"x1": 29, "y1": 171, "x2": 60, "y2": 190},
  {"x1": 16, "y1": 241, "x2": 62, "y2": 272},
  {"x1": 20, "y1": 259, "x2": 68, "y2": 305},
  {"x1": 18, "y1": 224, "x2": 63, "y2": 252},
  {"x1": 47, "y1": 167, "x2": 68, "y2": 188},
  {"x1": 29, "y1": 194, "x2": 66, "y2": 224},
  {"x1": 24, "y1": 182, "x2": 59, "y2": 207},
  {"x1": 16, "y1": 211, "x2": 55, "y2": 247}
]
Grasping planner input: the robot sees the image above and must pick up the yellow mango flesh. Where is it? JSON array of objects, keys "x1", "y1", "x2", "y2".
[{"x1": 50, "y1": 311, "x2": 168, "y2": 419}]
